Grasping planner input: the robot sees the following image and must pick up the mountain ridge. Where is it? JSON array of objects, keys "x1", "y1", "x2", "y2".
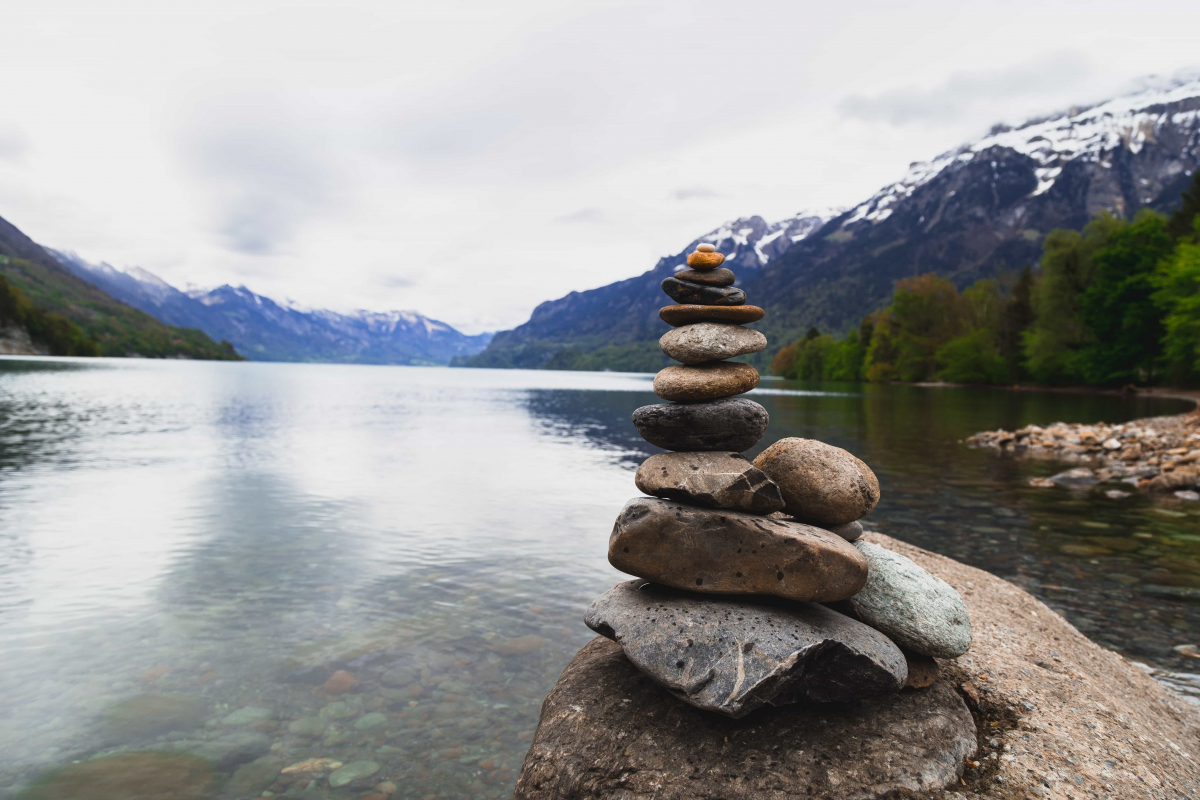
[
  {"x1": 54, "y1": 251, "x2": 493, "y2": 365},
  {"x1": 465, "y1": 73, "x2": 1200, "y2": 372}
]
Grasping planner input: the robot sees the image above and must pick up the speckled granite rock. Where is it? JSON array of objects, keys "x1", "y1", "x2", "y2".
[
  {"x1": 584, "y1": 581, "x2": 907, "y2": 717},
  {"x1": 659, "y1": 322, "x2": 767, "y2": 365},
  {"x1": 634, "y1": 451, "x2": 784, "y2": 513},
  {"x1": 515, "y1": 636, "x2": 973, "y2": 799},
  {"x1": 632, "y1": 398, "x2": 768, "y2": 452},
  {"x1": 653, "y1": 362, "x2": 759, "y2": 402},
  {"x1": 849, "y1": 541, "x2": 972, "y2": 659},
  {"x1": 608, "y1": 497, "x2": 868, "y2": 602},
  {"x1": 754, "y1": 437, "x2": 880, "y2": 524}
]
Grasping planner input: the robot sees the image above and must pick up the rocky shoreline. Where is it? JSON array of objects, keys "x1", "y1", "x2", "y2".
[{"x1": 966, "y1": 404, "x2": 1200, "y2": 496}]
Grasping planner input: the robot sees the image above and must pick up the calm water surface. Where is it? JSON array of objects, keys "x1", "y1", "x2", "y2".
[{"x1": 1, "y1": 358, "x2": 1198, "y2": 798}]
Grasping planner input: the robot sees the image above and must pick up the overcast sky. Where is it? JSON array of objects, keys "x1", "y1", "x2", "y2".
[{"x1": 1, "y1": 0, "x2": 1198, "y2": 334}]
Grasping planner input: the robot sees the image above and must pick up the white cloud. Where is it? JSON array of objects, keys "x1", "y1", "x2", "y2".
[{"x1": 0, "y1": 0, "x2": 1198, "y2": 334}]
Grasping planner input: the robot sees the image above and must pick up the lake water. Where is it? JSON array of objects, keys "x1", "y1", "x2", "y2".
[{"x1": 1, "y1": 357, "x2": 1198, "y2": 799}]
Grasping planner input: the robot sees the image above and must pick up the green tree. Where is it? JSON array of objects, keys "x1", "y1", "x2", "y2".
[
  {"x1": 823, "y1": 329, "x2": 866, "y2": 381},
  {"x1": 1076, "y1": 210, "x2": 1173, "y2": 384},
  {"x1": 1168, "y1": 169, "x2": 1200, "y2": 241},
  {"x1": 935, "y1": 329, "x2": 1012, "y2": 384},
  {"x1": 0, "y1": 275, "x2": 99, "y2": 356},
  {"x1": 864, "y1": 274, "x2": 964, "y2": 382},
  {"x1": 997, "y1": 264, "x2": 1034, "y2": 380},
  {"x1": 1154, "y1": 231, "x2": 1200, "y2": 385}
]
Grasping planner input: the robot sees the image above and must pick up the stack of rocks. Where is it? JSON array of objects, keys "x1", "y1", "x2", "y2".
[{"x1": 584, "y1": 244, "x2": 973, "y2": 718}]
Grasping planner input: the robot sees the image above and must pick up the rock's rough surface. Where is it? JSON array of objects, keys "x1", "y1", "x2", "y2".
[
  {"x1": 660, "y1": 304, "x2": 764, "y2": 326},
  {"x1": 608, "y1": 497, "x2": 868, "y2": 602},
  {"x1": 585, "y1": 581, "x2": 907, "y2": 717},
  {"x1": 520, "y1": 531, "x2": 1200, "y2": 799},
  {"x1": 754, "y1": 437, "x2": 880, "y2": 524},
  {"x1": 827, "y1": 519, "x2": 864, "y2": 541},
  {"x1": 673, "y1": 267, "x2": 735, "y2": 286},
  {"x1": 660, "y1": 277, "x2": 746, "y2": 306},
  {"x1": 658, "y1": 322, "x2": 767, "y2": 365},
  {"x1": 515, "y1": 637, "x2": 973, "y2": 799},
  {"x1": 632, "y1": 398, "x2": 768, "y2": 452},
  {"x1": 685, "y1": 251, "x2": 725, "y2": 268},
  {"x1": 653, "y1": 362, "x2": 759, "y2": 402},
  {"x1": 903, "y1": 651, "x2": 941, "y2": 689},
  {"x1": 849, "y1": 541, "x2": 972, "y2": 658},
  {"x1": 634, "y1": 451, "x2": 784, "y2": 513}
]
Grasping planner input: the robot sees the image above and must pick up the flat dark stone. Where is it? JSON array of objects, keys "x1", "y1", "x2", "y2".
[
  {"x1": 661, "y1": 277, "x2": 746, "y2": 306},
  {"x1": 585, "y1": 581, "x2": 906, "y2": 717},
  {"x1": 673, "y1": 267, "x2": 736, "y2": 286},
  {"x1": 632, "y1": 397, "x2": 768, "y2": 452},
  {"x1": 660, "y1": 304, "x2": 765, "y2": 326},
  {"x1": 515, "y1": 637, "x2": 976, "y2": 799}
]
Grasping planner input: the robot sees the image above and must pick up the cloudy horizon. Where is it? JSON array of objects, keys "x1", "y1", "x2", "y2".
[{"x1": 2, "y1": 0, "x2": 1199, "y2": 334}]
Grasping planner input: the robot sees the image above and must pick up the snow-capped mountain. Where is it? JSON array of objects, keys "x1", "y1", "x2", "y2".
[
  {"x1": 465, "y1": 211, "x2": 832, "y2": 371},
  {"x1": 468, "y1": 73, "x2": 1200, "y2": 371},
  {"x1": 52, "y1": 251, "x2": 493, "y2": 364}
]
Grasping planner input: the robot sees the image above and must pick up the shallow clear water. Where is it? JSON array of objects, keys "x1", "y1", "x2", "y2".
[{"x1": 0, "y1": 358, "x2": 1197, "y2": 798}]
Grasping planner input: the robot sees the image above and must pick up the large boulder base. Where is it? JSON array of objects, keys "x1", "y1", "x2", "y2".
[
  {"x1": 519, "y1": 532, "x2": 1200, "y2": 799},
  {"x1": 608, "y1": 497, "x2": 868, "y2": 603},
  {"x1": 632, "y1": 397, "x2": 768, "y2": 452},
  {"x1": 585, "y1": 581, "x2": 908, "y2": 717},
  {"x1": 634, "y1": 451, "x2": 784, "y2": 513},
  {"x1": 754, "y1": 437, "x2": 880, "y2": 525},
  {"x1": 515, "y1": 637, "x2": 974, "y2": 800}
]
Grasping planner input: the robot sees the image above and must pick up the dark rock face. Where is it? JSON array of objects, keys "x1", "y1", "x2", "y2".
[
  {"x1": 585, "y1": 582, "x2": 907, "y2": 717},
  {"x1": 674, "y1": 267, "x2": 735, "y2": 286},
  {"x1": 660, "y1": 276, "x2": 746, "y2": 306},
  {"x1": 515, "y1": 636, "x2": 975, "y2": 798},
  {"x1": 634, "y1": 451, "x2": 784, "y2": 514},
  {"x1": 659, "y1": 303, "x2": 764, "y2": 326},
  {"x1": 754, "y1": 437, "x2": 880, "y2": 524},
  {"x1": 607, "y1": 498, "x2": 868, "y2": 603},
  {"x1": 632, "y1": 397, "x2": 768, "y2": 452}
]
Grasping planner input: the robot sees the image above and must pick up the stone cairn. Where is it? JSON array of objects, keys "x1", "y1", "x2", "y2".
[{"x1": 583, "y1": 243, "x2": 975, "y2": 718}]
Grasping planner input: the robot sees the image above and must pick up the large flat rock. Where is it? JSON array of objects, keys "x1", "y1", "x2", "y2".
[
  {"x1": 515, "y1": 636, "x2": 976, "y2": 800},
  {"x1": 585, "y1": 581, "x2": 907, "y2": 717},
  {"x1": 608, "y1": 497, "x2": 868, "y2": 602}
]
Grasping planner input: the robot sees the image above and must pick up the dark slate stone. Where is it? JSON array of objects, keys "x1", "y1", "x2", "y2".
[
  {"x1": 632, "y1": 397, "x2": 768, "y2": 452},
  {"x1": 515, "y1": 637, "x2": 975, "y2": 800},
  {"x1": 660, "y1": 277, "x2": 746, "y2": 306},
  {"x1": 673, "y1": 267, "x2": 736, "y2": 286},
  {"x1": 584, "y1": 581, "x2": 907, "y2": 718}
]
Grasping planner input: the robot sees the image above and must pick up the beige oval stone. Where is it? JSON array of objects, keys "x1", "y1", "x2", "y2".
[
  {"x1": 653, "y1": 362, "x2": 758, "y2": 402},
  {"x1": 607, "y1": 497, "x2": 868, "y2": 602},
  {"x1": 659, "y1": 322, "x2": 766, "y2": 365},
  {"x1": 695, "y1": 243, "x2": 716, "y2": 252},
  {"x1": 685, "y1": 251, "x2": 725, "y2": 269},
  {"x1": 753, "y1": 438, "x2": 880, "y2": 525}
]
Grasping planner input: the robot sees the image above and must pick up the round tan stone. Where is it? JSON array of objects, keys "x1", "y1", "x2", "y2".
[
  {"x1": 686, "y1": 251, "x2": 725, "y2": 269},
  {"x1": 753, "y1": 437, "x2": 880, "y2": 525},
  {"x1": 653, "y1": 362, "x2": 758, "y2": 402},
  {"x1": 659, "y1": 322, "x2": 766, "y2": 365},
  {"x1": 695, "y1": 243, "x2": 716, "y2": 252},
  {"x1": 659, "y1": 304, "x2": 764, "y2": 326}
]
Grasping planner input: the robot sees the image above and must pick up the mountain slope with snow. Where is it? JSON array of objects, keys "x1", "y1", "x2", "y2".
[
  {"x1": 462, "y1": 212, "x2": 831, "y2": 371},
  {"x1": 468, "y1": 73, "x2": 1200, "y2": 371},
  {"x1": 53, "y1": 251, "x2": 493, "y2": 364}
]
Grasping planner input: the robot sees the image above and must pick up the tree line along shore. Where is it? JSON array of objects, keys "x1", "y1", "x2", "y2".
[{"x1": 772, "y1": 172, "x2": 1200, "y2": 389}]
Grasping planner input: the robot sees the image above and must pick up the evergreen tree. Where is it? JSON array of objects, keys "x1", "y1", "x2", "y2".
[
  {"x1": 1077, "y1": 210, "x2": 1173, "y2": 384},
  {"x1": 1168, "y1": 170, "x2": 1200, "y2": 241},
  {"x1": 997, "y1": 264, "x2": 1034, "y2": 379}
]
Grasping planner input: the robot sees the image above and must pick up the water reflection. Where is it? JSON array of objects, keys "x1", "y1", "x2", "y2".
[{"x1": 0, "y1": 359, "x2": 1196, "y2": 799}]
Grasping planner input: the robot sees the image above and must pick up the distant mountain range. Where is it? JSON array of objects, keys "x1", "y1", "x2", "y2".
[
  {"x1": 52, "y1": 252, "x2": 493, "y2": 365},
  {"x1": 465, "y1": 73, "x2": 1200, "y2": 371}
]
